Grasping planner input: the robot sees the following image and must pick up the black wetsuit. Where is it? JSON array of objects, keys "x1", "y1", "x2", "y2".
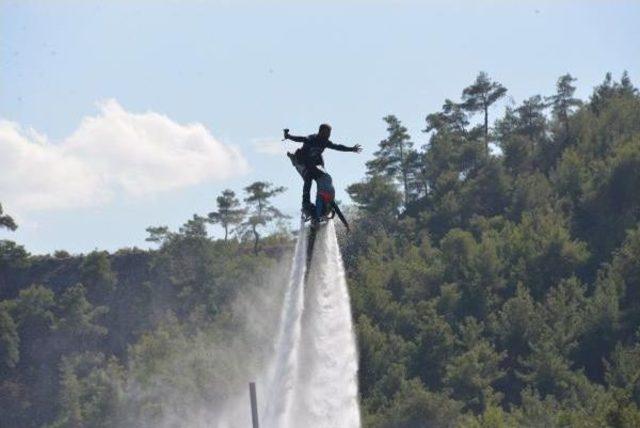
[{"x1": 286, "y1": 133, "x2": 353, "y2": 207}]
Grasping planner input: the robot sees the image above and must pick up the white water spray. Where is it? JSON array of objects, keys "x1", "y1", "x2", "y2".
[
  {"x1": 264, "y1": 220, "x2": 361, "y2": 428},
  {"x1": 263, "y1": 221, "x2": 308, "y2": 426}
]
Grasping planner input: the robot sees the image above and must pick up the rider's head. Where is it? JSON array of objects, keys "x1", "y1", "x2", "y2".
[{"x1": 318, "y1": 123, "x2": 332, "y2": 140}]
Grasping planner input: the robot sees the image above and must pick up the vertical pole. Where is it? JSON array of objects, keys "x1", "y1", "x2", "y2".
[{"x1": 249, "y1": 382, "x2": 259, "y2": 428}]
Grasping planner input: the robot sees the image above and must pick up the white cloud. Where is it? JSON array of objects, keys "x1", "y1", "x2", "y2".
[
  {"x1": 0, "y1": 99, "x2": 248, "y2": 214},
  {"x1": 0, "y1": 120, "x2": 106, "y2": 212}
]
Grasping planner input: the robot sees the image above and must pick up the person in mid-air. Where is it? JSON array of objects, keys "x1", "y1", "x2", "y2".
[{"x1": 283, "y1": 124, "x2": 361, "y2": 217}]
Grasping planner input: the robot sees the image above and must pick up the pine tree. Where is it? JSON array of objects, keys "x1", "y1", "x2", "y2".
[
  {"x1": 56, "y1": 283, "x2": 108, "y2": 344},
  {"x1": 346, "y1": 175, "x2": 402, "y2": 220},
  {"x1": 145, "y1": 226, "x2": 171, "y2": 245},
  {"x1": 590, "y1": 72, "x2": 616, "y2": 115},
  {"x1": 179, "y1": 214, "x2": 208, "y2": 239},
  {"x1": 0, "y1": 203, "x2": 17, "y2": 231},
  {"x1": 546, "y1": 73, "x2": 581, "y2": 134},
  {"x1": 404, "y1": 149, "x2": 429, "y2": 199},
  {"x1": 243, "y1": 182, "x2": 287, "y2": 254},
  {"x1": 590, "y1": 71, "x2": 638, "y2": 115},
  {"x1": 0, "y1": 306, "x2": 19, "y2": 370},
  {"x1": 366, "y1": 115, "x2": 415, "y2": 205},
  {"x1": 461, "y1": 72, "x2": 508, "y2": 155},
  {"x1": 208, "y1": 189, "x2": 245, "y2": 241},
  {"x1": 514, "y1": 95, "x2": 547, "y2": 140},
  {"x1": 444, "y1": 318, "x2": 505, "y2": 413},
  {"x1": 619, "y1": 70, "x2": 638, "y2": 96},
  {"x1": 81, "y1": 251, "x2": 117, "y2": 303},
  {"x1": 425, "y1": 99, "x2": 469, "y2": 136}
]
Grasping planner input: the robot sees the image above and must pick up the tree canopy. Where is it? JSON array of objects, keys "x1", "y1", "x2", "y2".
[{"x1": 1, "y1": 71, "x2": 639, "y2": 427}]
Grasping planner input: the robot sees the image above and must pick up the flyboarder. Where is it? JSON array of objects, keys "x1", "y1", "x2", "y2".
[{"x1": 283, "y1": 124, "x2": 362, "y2": 218}]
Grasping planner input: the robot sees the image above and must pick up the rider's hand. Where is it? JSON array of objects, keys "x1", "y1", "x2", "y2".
[
  {"x1": 283, "y1": 128, "x2": 290, "y2": 140},
  {"x1": 352, "y1": 144, "x2": 363, "y2": 153}
]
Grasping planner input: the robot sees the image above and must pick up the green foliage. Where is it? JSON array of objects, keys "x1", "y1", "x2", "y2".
[
  {"x1": 590, "y1": 71, "x2": 638, "y2": 115},
  {"x1": 368, "y1": 378, "x2": 463, "y2": 428},
  {"x1": 461, "y1": 71, "x2": 508, "y2": 154},
  {"x1": 0, "y1": 203, "x2": 17, "y2": 231},
  {"x1": 444, "y1": 319, "x2": 506, "y2": 412},
  {"x1": 242, "y1": 181, "x2": 288, "y2": 254},
  {"x1": 81, "y1": 251, "x2": 117, "y2": 302},
  {"x1": 208, "y1": 189, "x2": 245, "y2": 241},
  {"x1": 347, "y1": 71, "x2": 640, "y2": 425},
  {"x1": 366, "y1": 115, "x2": 417, "y2": 204},
  {"x1": 54, "y1": 250, "x2": 71, "y2": 259},
  {"x1": 55, "y1": 283, "x2": 108, "y2": 343},
  {"x1": 546, "y1": 73, "x2": 582, "y2": 134},
  {"x1": 0, "y1": 239, "x2": 30, "y2": 269},
  {"x1": 51, "y1": 353, "x2": 126, "y2": 428},
  {"x1": 0, "y1": 213, "x2": 282, "y2": 427},
  {"x1": 1, "y1": 71, "x2": 639, "y2": 427},
  {"x1": 0, "y1": 304, "x2": 19, "y2": 370},
  {"x1": 346, "y1": 174, "x2": 403, "y2": 221},
  {"x1": 145, "y1": 225, "x2": 171, "y2": 245},
  {"x1": 425, "y1": 99, "x2": 469, "y2": 136},
  {"x1": 409, "y1": 301, "x2": 456, "y2": 388},
  {"x1": 500, "y1": 209, "x2": 589, "y2": 298},
  {"x1": 11, "y1": 284, "x2": 56, "y2": 330},
  {"x1": 179, "y1": 214, "x2": 209, "y2": 239},
  {"x1": 460, "y1": 159, "x2": 512, "y2": 221},
  {"x1": 460, "y1": 405, "x2": 518, "y2": 428}
]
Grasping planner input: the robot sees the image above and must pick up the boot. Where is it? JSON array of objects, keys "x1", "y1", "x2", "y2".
[{"x1": 302, "y1": 200, "x2": 315, "y2": 219}]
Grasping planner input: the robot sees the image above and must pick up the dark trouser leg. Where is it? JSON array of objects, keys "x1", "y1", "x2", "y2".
[{"x1": 302, "y1": 175, "x2": 312, "y2": 208}]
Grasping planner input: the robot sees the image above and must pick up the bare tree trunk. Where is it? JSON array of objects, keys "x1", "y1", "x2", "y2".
[
  {"x1": 252, "y1": 225, "x2": 259, "y2": 255},
  {"x1": 402, "y1": 170, "x2": 409, "y2": 205},
  {"x1": 562, "y1": 109, "x2": 570, "y2": 137},
  {"x1": 484, "y1": 103, "x2": 489, "y2": 156},
  {"x1": 399, "y1": 144, "x2": 408, "y2": 206}
]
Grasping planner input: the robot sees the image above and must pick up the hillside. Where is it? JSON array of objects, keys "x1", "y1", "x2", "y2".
[{"x1": 1, "y1": 71, "x2": 640, "y2": 427}]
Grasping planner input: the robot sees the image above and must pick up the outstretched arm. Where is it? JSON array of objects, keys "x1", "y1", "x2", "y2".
[
  {"x1": 283, "y1": 129, "x2": 308, "y2": 143},
  {"x1": 326, "y1": 141, "x2": 363, "y2": 153}
]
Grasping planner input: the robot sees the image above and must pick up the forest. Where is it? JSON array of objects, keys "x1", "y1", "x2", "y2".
[{"x1": 1, "y1": 70, "x2": 639, "y2": 427}]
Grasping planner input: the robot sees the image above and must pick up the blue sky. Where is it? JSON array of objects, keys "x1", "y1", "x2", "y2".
[{"x1": 1, "y1": 0, "x2": 639, "y2": 254}]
